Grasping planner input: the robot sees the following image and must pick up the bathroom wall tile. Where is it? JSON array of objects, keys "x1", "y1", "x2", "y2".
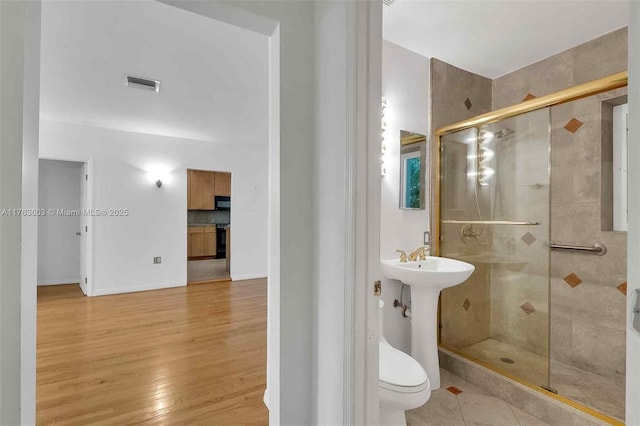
[
  {"x1": 430, "y1": 58, "x2": 492, "y2": 131},
  {"x1": 571, "y1": 318, "x2": 626, "y2": 379},
  {"x1": 563, "y1": 118, "x2": 583, "y2": 133},
  {"x1": 563, "y1": 273, "x2": 583, "y2": 288},
  {"x1": 572, "y1": 27, "x2": 628, "y2": 85},
  {"x1": 616, "y1": 281, "x2": 627, "y2": 296}
]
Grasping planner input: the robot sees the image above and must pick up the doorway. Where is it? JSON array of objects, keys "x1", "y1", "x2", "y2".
[
  {"x1": 187, "y1": 168, "x2": 232, "y2": 284},
  {"x1": 37, "y1": 159, "x2": 90, "y2": 295}
]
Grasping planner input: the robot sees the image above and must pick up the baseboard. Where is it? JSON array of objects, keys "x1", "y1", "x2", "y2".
[
  {"x1": 92, "y1": 281, "x2": 186, "y2": 296},
  {"x1": 263, "y1": 388, "x2": 269, "y2": 410},
  {"x1": 37, "y1": 278, "x2": 81, "y2": 286},
  {"x1": 230, "y1": 273, "x2": 267, "y2": 281}
]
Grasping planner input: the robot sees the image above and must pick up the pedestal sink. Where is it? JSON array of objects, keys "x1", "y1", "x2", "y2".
[{"x1": 381, "y1": 257, "x2": 475, "y2": 390}]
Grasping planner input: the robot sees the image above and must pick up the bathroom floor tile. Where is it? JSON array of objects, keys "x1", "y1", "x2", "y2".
[
  {"x1": 509, "y1": 405, "x2": 551, "y2": 426},
  {"x1": 414, "y1": 388, "x2": 463, "y2": 420},
  {"x1": 457, "y1": 393, "x2": 519, "y2": 426},
  {"x1": 406, "y1": 412, "x2": 466, "y2": 426},
  {"x1": 408, "y1": 369, "x2": 552, "y2": 426}
]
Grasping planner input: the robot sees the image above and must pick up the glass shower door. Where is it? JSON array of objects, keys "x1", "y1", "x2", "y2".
[{"x1": 438, "y1": 108, "x2": 551, "y2": 388}]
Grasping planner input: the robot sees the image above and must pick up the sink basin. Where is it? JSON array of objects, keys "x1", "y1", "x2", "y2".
[
  {"x1": 380, "y1": 256, "x2": 474, "y2": 289},
  {"x1": 380, "y1": 256, "x2": 475, "y2": 390}
]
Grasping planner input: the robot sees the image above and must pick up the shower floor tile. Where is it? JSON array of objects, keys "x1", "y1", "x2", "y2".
[
  {"x1": 407, "y1": 368, "x2": 550, "y2": 426},
  {"x1": 460, "y1": 338, "x2": 624, "y2": 422}
]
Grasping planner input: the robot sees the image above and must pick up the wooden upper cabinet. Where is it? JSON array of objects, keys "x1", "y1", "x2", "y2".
[
  {"x1": 188, "y1": 170, "x2": 215, "y2": 210},
  {"x1": 214, "y1": 172, "x2": 231, "y2": 197},
  {"x1": 187, "y1": 169, "x2": 230, "y2": 210}
]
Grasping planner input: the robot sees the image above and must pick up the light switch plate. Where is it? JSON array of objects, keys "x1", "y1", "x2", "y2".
[{"x1": 154, "y1": 257, "x2": 161, "y2": 264}]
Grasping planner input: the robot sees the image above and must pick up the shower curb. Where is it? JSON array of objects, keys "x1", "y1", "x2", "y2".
[{"x1": 438, "y1": 347, "x2": 612, "y2": 426}]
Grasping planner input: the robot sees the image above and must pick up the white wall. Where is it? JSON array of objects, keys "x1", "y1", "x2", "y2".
[
  {"x1": 626, "y1": 2, "x2": 640, "y2": 424},
  {"x1": 39, "y1": 120, "x2": 269, "y2": 295},
  {"x1": 380, "y1": 40, "x2": 430, "y2": 353},
  {"x1": 0, "y1": 1, "x2": 41, "y2": 423},
  {"x1": 37, "y1": 159, "x2": 82, "y2": 286}
]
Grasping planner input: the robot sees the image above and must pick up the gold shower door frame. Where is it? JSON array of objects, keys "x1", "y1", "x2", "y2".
[{"x1": 432, "y1": 71, "x2": 628, "y2": 426}]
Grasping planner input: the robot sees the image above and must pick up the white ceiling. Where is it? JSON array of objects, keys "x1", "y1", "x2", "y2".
[
  {"x1": 40, "y1": 1, "x2": 269, "y2": 143},
  {"x1": 383, "y1": 0, "x2": 629, "y2": 79}
]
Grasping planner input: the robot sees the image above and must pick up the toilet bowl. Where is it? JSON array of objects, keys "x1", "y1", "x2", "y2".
[{"x1": 379, "y1": 300, "x2": 431, "y2": 426}]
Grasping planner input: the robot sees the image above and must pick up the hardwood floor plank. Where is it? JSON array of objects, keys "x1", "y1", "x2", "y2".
[{"x1": 37, "y1": 279, "x2": 268, "y2": 425}]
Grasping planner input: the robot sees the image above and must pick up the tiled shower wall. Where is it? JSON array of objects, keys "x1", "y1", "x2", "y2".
[
  {"x1": 435, "y1": 27, "x2": 628, "y2": 383},
  {"x1": 492, "y1": 27, "x2": 628, "y2": 383},
  {"x1": 430, "y1": 59, "x2": 494, "y2": 348}
]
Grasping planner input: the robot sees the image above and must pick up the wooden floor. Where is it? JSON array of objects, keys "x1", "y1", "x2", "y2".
[{"x1": 37, "y1": 279, "x2": 268, "y2": 425}]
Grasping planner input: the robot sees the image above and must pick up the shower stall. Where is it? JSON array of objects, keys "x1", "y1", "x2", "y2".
[{"x1": 434, "y1": 72, "x2": 628, "y2": 424}]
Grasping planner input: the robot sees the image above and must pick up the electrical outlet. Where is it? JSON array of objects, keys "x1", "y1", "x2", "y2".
[{"x1": 153, "y1": 257, "x2": 161, "y2": 264}]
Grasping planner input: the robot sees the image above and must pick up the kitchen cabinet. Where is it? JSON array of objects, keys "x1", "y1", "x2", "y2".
[
  {"x1": 188, "y1": 226, "x2": 205, "y2": 257},
  {"x1": 188, "y1": 170, "x2": 215, "y2": 210},
  {"x1": 204, "y1": 227, "x2": 216, "y2": 257},
  {"x1": 188, "y1": 226, "x2": 216, "y2": 259},
  {"x1": 187, "y1": 169, "x2": 231, "y2": 210},
  {"x1": 214, "y1": 172, "x2": 231, "y2": 197}
]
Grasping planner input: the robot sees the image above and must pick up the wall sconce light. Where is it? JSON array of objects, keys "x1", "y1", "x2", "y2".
[
  {"x1": 381, "y1": 96, "x2": 388, "y2": 177},
  {"x1": 146, "y1": 165, "x2": 170, "y2": 189}
]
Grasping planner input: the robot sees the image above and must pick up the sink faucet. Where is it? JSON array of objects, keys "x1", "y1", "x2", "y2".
[
  {"x1": 408, "y1": 246, "x2": 429, "y2": 262},
  {"x1": 396, "y1": 250, "x2": 408, "y2": 263}
]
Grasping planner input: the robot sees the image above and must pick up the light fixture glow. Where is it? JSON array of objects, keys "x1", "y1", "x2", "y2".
[
  {"x1": 146, "y1": 165, "x2": 171, "y2": 189},
  {"x1": 479, "y1": 130, "x2": 494, "y2": 144},
  {"x1": 479, "y1": 148, "x2": 494, "y2": 162}
]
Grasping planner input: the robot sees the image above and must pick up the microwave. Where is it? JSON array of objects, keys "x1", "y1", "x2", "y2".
[{"x1": 215, "y1": 196, "x2": 231, "y2": 211}]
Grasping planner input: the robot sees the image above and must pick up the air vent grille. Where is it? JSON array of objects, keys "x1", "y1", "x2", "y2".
[
  {"x1": 383, "y1": 0, "x2": 395, "y2": 5},
  {"x1": 126, "y1": 76, "x2": 160, "y2": 93}
]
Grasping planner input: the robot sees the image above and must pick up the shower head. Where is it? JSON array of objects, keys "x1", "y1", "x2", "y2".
[{"x1": 494, "y1": 128, "x2": 515, "y2": 139}]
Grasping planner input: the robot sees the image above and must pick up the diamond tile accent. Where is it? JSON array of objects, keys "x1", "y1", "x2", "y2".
[
  {"x1": 462, "y1": 299, "x2": 471, "y2": 311},
  {"x1": 447, "y1": 385, "x2": 463, "y2": 395},
  {"x1": 564, "y1": 118, "x2": 584, "y2": 133},
  {"x1": 464, "y1": 98, "x2": 473, "y2": 110},
  {"x1": 564, "y1": 273, "x2": 583, "y2": 288},
  {"x1": 521, "y1": 232, "x2": 537, "y2": 246},
  {"x1": 522, "y1": 93, "x2": 537, "y2": 102},
  {"x1": 520, "y1": 302, "x2": 536, "y2": 315},
  {"x1": 617, "y1": 281, "x2": 627, "y2": 296}
]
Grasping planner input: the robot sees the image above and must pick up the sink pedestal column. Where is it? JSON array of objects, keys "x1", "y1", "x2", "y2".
[{"x1": 410, "y1": 287, "x2": 442, "y2": 390}]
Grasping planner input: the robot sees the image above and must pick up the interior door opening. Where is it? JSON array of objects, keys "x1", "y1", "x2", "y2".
[
  {"x1": 37, "y1": 159, "x2": 89, "y2": 295},
  {"x1": 186, "y1": 168, "x2": 232, "y2": 284}
]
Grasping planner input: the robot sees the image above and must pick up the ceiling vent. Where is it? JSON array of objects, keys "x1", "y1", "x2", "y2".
[
  {"x1": 383, "y1": 0, "x2": 395, "y2": 5},
  {"x1": 125, "y1": 76, "x2": 160, "y2": 93}
]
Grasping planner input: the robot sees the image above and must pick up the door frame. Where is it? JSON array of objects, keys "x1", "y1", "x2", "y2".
[{"x1": 39, "y1": 156, "x2": 94, "y2": 297}]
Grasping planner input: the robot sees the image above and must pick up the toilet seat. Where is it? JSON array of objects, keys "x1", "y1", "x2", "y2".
[{"x1": 379, "y1": 340, "x2": 429, "y2": 393}]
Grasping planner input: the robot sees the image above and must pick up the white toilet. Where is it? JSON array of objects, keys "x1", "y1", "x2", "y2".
[{"x1": 379, "y1": 300, "x2": 431, "y2": 426}]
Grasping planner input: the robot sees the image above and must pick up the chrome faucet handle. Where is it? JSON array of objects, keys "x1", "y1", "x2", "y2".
[{"x1": 396, "y1": 250, "x2": 408, "y2": 263}]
